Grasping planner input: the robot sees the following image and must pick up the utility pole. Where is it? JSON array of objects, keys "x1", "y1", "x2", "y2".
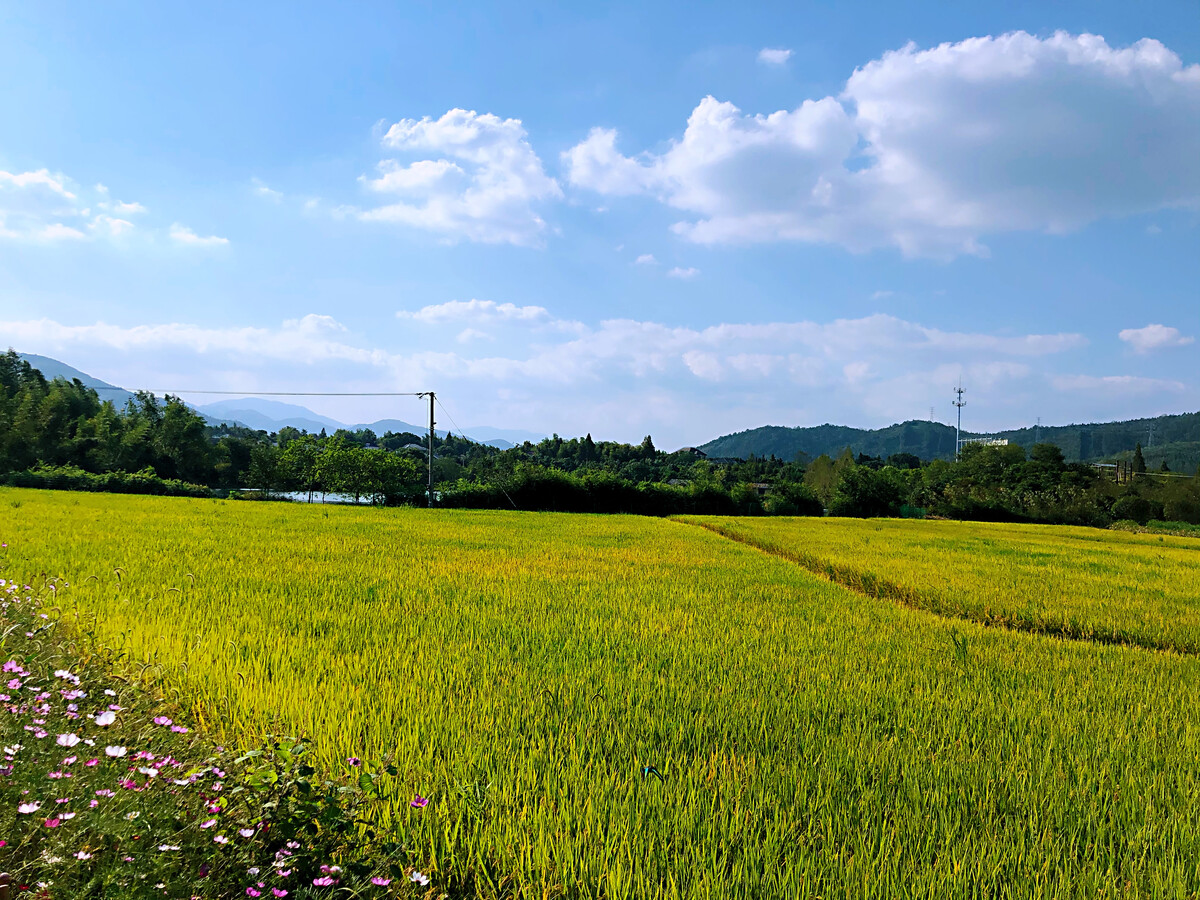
[
  {"x1": 1148, "y1": 422, "x2": 1155, "y2": 448},
  {"x1": 418, "y1": 391, "x2": 435, "y2": 507},
  {"x1": 1035, "y1": 416, "x2": 1041, "y2": 445},
  {"x1": 953, "y1": 383, "x2": 966, "y2": 459}
]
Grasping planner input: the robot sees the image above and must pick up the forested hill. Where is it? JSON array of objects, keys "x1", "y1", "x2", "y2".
[{"x1": 700, "y1": 412, "x2": 1200, "y2": 470}]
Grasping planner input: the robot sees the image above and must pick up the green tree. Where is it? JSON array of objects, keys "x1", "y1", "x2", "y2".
[{"x1": 1133, "y1": 443, "x2": 1147, "y2": 474}]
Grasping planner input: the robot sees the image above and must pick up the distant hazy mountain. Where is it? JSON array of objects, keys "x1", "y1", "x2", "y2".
[
  {"x1": 347, "y1": 418, "x2": 435, "y2": 436},
  {"x1": 18, "y1": 353, "x2": 136, "y2": 408},
  {"x1": 459, "y1": 425, "x2": 547, "y2": 446},
  {"x1": 198, "y1": 398, "x2": 343, "y2": 433},
  {"x1": 700, "y1": 412, "x2": 1200, "y2": 469}
]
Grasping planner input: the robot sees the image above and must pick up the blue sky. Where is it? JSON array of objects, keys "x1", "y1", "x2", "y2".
[{"x1": 1, "y1": 1, "x2": 1197, "y2": 446}]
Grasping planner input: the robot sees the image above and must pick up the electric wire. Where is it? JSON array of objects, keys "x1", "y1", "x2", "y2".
[{"x1": 436, "y1": 397, "x2": 520, "y2": 510}]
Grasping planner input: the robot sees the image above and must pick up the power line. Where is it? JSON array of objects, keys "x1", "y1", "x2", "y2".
[
  {"x1": 435, "y1": 397, "x2": 519, "y2": 510},
  {"x1": 92, "y1": 387, "x2": 425, "y2": 396}
]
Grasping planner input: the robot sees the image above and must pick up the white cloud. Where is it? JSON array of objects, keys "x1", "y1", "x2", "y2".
[
  {"x1": 1118, "y1": 323, "x2": 1195, "y2": 353},
  {"x1": 359, "y1": 108, "x2": 561, "y2": 246},
  {"x1": 566, "y1": 32, "x2": 1200, "y2": 258},
  {"x1": 88, "y1": 215, "x2": 135, "y2": 237},
  {"x1": 456, "y1": 328, "x2": 494, "y2": 344},
  {"x1": 36, "y1": 223, "x2": 87, "y2": 241},
  {"x1": 169, "y1": 224, "x2": 230, "y2": 247},
  {"x1": 397, "y1": 298, "x2": 550, "y2": 324},
  {"x1": 758, "y1": 48, "x2": 793, "y2": 66},
  {"x1": 0, "y1": 167, "x2": 171, "y2": 244},
  {"x1": 251, "y1": 178, "x2": 283, "y2": 202},
  {"x1": 0, "y1": 168, "x2": 75, "y2": 198},
  {"x1": 871, "y1": 290, "x2": 894, "y2": 300},
  {"x1": 667, "y1": 266, "x2": 699, "y2": 279},
  {"x1": 634, "y1": 253, "x2": 657, "y2": 265},
  {"x1": 0, "y1": 314, "x2": 386, "y2": 367}
]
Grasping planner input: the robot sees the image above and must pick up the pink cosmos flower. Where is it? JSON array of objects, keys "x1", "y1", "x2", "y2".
[
  {"x1": 371, "y1": 876, "x2": 391, "y2": 886},
  {"x1": 44, "y1": 817, "x2": 61, "y2": 828},
  {"x1": 17, "y1": 801, "x2": 40, "y2": 814},
  {"x1": 272, "y1": 890, "x2": 288, "y2": 898},
  {"x1": 410, "y1": 795, "x2": 429, "y2": 808},
  {"x1": 200, "y1": 819, "x2": 217, "y2": 829},
  {"x1": 153, "y1": 716, "x2": 172, "y2": 727},
  {"x1": 312, "y1": 876, "x2": 336, "y2": 887},
  {"x1": 239, "y1": 828, "x2": 255, "y2": 838}
]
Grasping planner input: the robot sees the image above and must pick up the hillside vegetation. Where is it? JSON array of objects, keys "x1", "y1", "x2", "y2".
[{"x1": 700, "y1": 413, "x2": 1200, "y2": 470}]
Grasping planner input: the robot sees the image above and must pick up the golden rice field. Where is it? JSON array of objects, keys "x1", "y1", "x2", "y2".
[
  {"x1": 682, "y1": 515, "x2": 1200, "y2": 653},
  {"x1": 3, "y1": 487, "x2": 1200, "y2": 899}
]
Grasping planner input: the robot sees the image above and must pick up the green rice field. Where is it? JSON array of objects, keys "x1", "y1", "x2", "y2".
[{"x1": 2, "y1": 487, "x2": 1200, "y2": 898}]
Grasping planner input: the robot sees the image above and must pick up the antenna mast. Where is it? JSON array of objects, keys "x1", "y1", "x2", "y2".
[{"x1": 953, "y1": 382, "x2": 966, "y2": 459}]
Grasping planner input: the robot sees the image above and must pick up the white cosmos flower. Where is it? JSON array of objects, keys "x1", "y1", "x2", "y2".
[
  {"x1": 105, "y1": 746, "x2": 127, "y2": 757},
  {"x1": 56, "y1": 733, "x2": 81, "y2": 747},
  {"x1": 94, "y1": 711, "x2": 116, "y2": 726}
]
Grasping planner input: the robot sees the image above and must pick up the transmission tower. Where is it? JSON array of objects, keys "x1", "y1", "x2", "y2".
[{"x1": 953, "y1": 382, "x2": 966, "y2": 459}]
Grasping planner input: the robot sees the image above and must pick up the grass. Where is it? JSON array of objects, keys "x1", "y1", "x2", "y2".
[
  {"x1": 680, "y1": 515, "x2": 1200, "y2": 653},
  {"x1": 3, "y1": 487, "x2": 1200, "y2": 898}
]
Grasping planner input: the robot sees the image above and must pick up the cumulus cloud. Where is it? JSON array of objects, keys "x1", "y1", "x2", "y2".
[
  {"x1": 758, "y1": 48, "x2": 793, "y2": 66},
  {"x1": 169, "y1": 224, "x2": 230, "y2": 247},
  {"x1": 634, "y1": 253, "x2": 657, "y2": 265},
  {"x1": 0, "y1": 166, "x2": 183, "y2": 243},
  {"x1": 1118, "y1": 323, "x2": 1195, "y2": 353},
  {"x1": 566, "y1": 31, "x2": 1200, "y2": 257},
  {"x1": 667, "y1": 266, "x2": 699, "y2": 279},
  {"x1": 359, "y1": 108, "x2": 561, "y2": 246}
]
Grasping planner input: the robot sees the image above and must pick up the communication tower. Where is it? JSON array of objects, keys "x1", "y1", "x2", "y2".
[{"x1": 953, "y1": 383, "x2": 966, "y2": 459}]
